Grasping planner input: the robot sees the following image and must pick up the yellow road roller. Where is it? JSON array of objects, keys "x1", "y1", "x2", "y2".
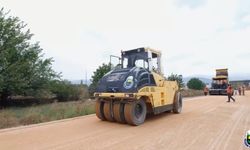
[{"x1": 94, "y1": 47, "x2": 182, "y2": 126}]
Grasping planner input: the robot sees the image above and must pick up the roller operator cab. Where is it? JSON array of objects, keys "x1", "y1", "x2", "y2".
[{"x1": 94, "y1": 47, "x2": 182, "y2": 126}]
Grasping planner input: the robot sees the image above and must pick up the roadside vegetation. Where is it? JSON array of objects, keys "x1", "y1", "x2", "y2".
[
  {"x1": 0, "y1": 88, "x2": 203, "y2": 129},
  {"x1": 187, "y1": 78, "x2": 206, "y2": 90},
  {"x1": 0, "y1": 100, "x2": 95, "y2": 129}
]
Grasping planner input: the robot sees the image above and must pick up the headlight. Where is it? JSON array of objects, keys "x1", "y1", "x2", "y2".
[{"x1": 123, "y1": 76, "x2": 134, "y2": 89}]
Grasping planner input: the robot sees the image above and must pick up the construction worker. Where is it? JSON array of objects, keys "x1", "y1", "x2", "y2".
[
  {"x1": 238, "y1": 86, "x2": 242, "y2": 95},
  {"x1": 227, "y1": 84, "x2": 235, "y2": 102},
  {"x1": 242, "y1": 85, "x2": 245, "y2": 96},
  {"x1": 203, "y1": 86, "x2": 209, "y2": 96}
]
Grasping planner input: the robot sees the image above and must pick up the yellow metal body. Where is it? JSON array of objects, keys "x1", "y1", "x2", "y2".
[
  {"x1": 95, "y1": 72, "x2": 178, "y2": 109},
  {"x1": 213, "y1": 68, "x2": 228, "y2": 80}
]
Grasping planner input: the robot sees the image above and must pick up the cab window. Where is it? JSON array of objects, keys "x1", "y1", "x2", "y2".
[
  {"x1": 123, "y1": 58, "x2": 128, "y2": 68},
  {"x1": 135, "y1": 59, "x2": 148, "y2": 69}
]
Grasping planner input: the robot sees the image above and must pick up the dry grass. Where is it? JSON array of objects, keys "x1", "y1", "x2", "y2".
[
  {"x1": 0, "y1": 111, "x2": 19, "y2": 129},
  {"x1": 0, "y1": 100, "x2": 95, "y2": 129},
  {"x1": 181, "y1": 89, "x2": 204, "y2": 97}
]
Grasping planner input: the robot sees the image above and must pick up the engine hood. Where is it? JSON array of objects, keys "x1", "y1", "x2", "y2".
[{"x1": 95, "y1": 67, "x2": 156, "y2": 93}]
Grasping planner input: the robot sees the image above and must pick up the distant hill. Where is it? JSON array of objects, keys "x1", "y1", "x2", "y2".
[{"x1": 229, "y1": 73, "x2": 250, "y2": 81}]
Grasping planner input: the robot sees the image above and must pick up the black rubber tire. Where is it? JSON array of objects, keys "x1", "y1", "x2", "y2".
[
  {"x1": 95, "y1": 100, "x2": 106, "y2": 121},
  {"x1": 113, "y1": 102, "x2": 126, "y2": 124},
  {"x1": 124, "y1": 99, "x2": 147, "y2": 126},
  {"x1": 103, "y1": 101, "x2": 115, "y2": 122},
  {"x1": 173, "y1": 92, "x2": 182, "y2": 113}
]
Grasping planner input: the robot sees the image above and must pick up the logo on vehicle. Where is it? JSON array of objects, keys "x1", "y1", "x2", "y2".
[{"x1": 244, "y1": 130, "x2": 250, "y2": 148}]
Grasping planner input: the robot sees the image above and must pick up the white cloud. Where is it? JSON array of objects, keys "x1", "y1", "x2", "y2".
[{"x1": 1, "y1": 0, "x2": 250, "y2": 80}]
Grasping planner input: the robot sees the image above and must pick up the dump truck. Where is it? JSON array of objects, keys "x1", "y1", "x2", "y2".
[
  {"x1": 94, "y1": 47, "x2": 182, "y2": 126},
  {"x1": 209, "y1": 68, "x2": 229, "y2": 95}
]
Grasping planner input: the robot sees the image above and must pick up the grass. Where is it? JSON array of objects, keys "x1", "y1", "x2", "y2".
[
  {"x1": 0, "y1": 89, "x2": 204, "y2": 129},
  {"x1": 0, "y1": 100, "x2": 95, "y2": 129}
]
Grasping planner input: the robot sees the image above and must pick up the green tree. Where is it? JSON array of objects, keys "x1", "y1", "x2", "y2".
[
  {"x1": 0, "y1": 8, "x2": 59, "y2": 105},
  {"x1": 49, "y1": 80, "x2": 83, "y2": 101},
  {"x1": 187, "y1": 78, "x2": 205, "y2": 90},
  {"x1": 167, "y1": 73, "x2": 184, "y2": 88},
  {"x1": 89, "y1": 63, "x2": 111, "y2": 96}
]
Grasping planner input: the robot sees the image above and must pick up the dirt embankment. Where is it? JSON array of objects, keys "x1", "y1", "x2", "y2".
[{"x1": 181, "y1": 89, "x2": 204, "y2": 97}]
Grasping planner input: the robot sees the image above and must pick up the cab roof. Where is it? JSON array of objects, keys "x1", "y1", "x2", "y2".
[{"x1": 122, "y1": 47, "x2": 161, "y2": 58}]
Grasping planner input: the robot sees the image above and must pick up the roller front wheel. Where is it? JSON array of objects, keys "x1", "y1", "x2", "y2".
[
  {"x1": 95, "y1": 100, "x2": 105, "y2": 120},
  {"x1": 124, "y1": 99, "x2": 147, "y2": 126}
]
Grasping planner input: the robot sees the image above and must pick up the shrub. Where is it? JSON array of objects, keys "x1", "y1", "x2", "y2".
[
  {"x1": 49, "y1": 80, "x2": 86, "y2": 101},
  {"x1": 187, "y1": 78, "x2": 205, "y2": 90}
]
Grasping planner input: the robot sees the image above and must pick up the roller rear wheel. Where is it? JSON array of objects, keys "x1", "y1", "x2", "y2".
[
  {"x1": 103, "y1": 101, "x2": 115, "y2": 122},
  {"x1": 95, "y1": 100, "x2": 105, "y2": 120},
  {"x1": 124, "y1": 99, "x2": 147, "y2": 126},
  {"x1": 173, "y1": 92, "x2": 182, "y2": 113},
  {"x1": 113, "y1": 103, "x2": 126, "y2": 123}
]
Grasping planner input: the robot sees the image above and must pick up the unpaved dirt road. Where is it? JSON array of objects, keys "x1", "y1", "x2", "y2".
[{"x1": 0, "y1": 92, "x2": 250, "y2": 150}]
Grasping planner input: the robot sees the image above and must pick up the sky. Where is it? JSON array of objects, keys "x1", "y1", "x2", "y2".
[{"x1": 1, "y1": 0, "x2": 250, "y2": 80}]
